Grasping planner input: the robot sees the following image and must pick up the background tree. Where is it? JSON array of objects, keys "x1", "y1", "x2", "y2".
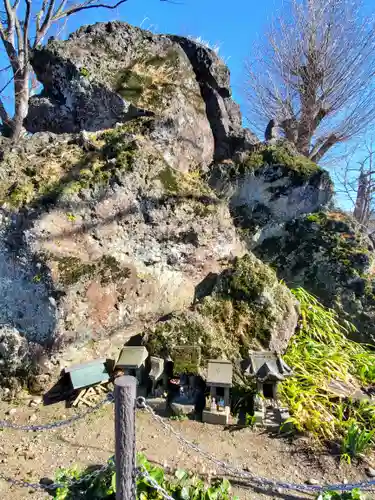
[
  {"x1": 245, "y1": 0, "x2": 375, "y2": 163},
  {"x1": 0, "y1": 0, "x2": 153, "y2": 140},
  {"x1": 335, "y1": 143, "x2": 375, "y2": 236}
]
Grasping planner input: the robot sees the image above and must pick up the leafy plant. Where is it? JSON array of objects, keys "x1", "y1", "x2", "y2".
[
  {"x1": 53, "y1": 454, "x2": 238, "y2": 499},
  {"x1": 280, "y1": 288, "x2": 375, "y2": 446},
  {"x1": 317, "y1": 490, "x2": 365, "y2": 499},
  {"x1": 66, "y1": 212, "x2": 76, "y2": 222},
  {"x1": 245, "y1": 413, "x2": 256, "y2": 427},
  {"x1": 170, "y1": 414, "x2": 188, "y2": 421},
  {"x1": 340, "y1": 422, "x2": 374, "y2": 464}
]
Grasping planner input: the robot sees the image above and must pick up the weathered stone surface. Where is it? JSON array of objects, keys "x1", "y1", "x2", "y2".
[
  {"x1": 0, "y1": 326, "x2": 31, "y2": 373},
  {"x1": 253, "y1": 211, "x2": 375, "y2": 343},
  {"x1": 25, "y1": 22, "x2": 256, "y2": 171},
  {"x1": 0, "y1": 127, "x2": 243, "y2": 387},
  {"x1": 1, "y1": 19, "x2": 373, "y2": 394},
  {"x1": 169, "y1": 35, "x2": 258, "y2": 160},
  {"x1": 209, "y1": 142, "x2": 333, "y2": 247}
]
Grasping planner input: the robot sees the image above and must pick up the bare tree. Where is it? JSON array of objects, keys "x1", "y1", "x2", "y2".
[
  {"x1": 245, "y1": 0, "x2": 375, "y2": 163},
  {"x1": 335, "y1": 142, "x2": 375, "y2": 232},
  {"x1": 0, "y1": 0, "x2": 162, "y2": 140}
]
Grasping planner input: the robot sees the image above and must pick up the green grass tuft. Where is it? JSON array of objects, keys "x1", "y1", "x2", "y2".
[{"x1": 280, "y1": 288, "x2": 375, "y2": 449}]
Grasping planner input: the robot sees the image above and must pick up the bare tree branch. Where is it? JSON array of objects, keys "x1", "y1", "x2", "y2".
[
  {"x1": 336, "y1": 140, "x2": 375, "y2": 229},
  {"x1": 54, "y1": 0, "x2": 129, "y2": 19},
  {"x1": 245, "y1": 0, "x2": 375, "y2": 162}
]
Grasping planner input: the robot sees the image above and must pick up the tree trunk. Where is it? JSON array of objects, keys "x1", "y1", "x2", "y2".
[
  {"x1": 10, "y1": 68, "x2": 29, "y2": 141},
  {"x1": 353, "y1": 170, "x2": 369, "y2": 226}
]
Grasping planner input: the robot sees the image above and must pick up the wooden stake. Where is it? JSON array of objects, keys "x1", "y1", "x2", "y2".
[{"x1": 114, "y1": 375, "x2": 137, "y2": 500}]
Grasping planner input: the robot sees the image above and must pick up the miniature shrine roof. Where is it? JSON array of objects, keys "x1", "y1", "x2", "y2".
[
  {"x1": 64, "y1": 359, "x2": 110, "y2": 390},
  {"x1": 116, "y1": 346, "x2": 148, "y2": 369},
  {"x1": 245, "y1": 351, "x2": 292, "y2": 382},
  {"x1": 206, "y1": 359, "x2": 233, "y2": 388}
]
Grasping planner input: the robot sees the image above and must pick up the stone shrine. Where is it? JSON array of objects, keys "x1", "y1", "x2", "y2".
[{"x1": 202, "y1": 359, "x2": 233, "y2": 425}]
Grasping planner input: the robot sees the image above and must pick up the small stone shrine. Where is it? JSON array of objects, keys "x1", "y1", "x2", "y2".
[
  {"x1": 63, "y1": 358, "x2": 111, "y2": 407},
  {"x1": 202, "y1": 359, "x2": 233, "y2": 425},
  {"x1": 244, "y1": 351, "x2": 293, "y2": 430},
  {"x1": 114, "y1": 346, "x2": 148, "y2": 385},
  {"x1": 168, "y1": 346, "x2": 202, "y2": 417}
]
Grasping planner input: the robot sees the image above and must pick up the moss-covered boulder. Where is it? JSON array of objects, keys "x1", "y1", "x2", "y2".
[
  {"x1": 25, "y1": 22, "x2": 257, "y2": 172},
  {"x1": 142, "y1": 253, "x2": 299, "y2": 382},
  {"x1": 253, "y1": 211, "x2": 375, "y2": 343},
  {"x1": 209, "y1": 142, "x2": 333, "y2": 239}
]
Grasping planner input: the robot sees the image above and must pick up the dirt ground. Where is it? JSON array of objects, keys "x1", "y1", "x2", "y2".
[{"x1": 0, "y1": 393, "x2": 373, "y2": 500}]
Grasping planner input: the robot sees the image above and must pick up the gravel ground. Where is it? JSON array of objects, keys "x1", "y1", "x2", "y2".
[{"x1": 0, "y1": 393, "x2": 373, "y2": 500}]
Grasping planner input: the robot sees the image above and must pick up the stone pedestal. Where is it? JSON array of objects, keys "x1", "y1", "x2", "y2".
[
  {"x1": 171, "y1": 400, "x2": 195, "y2": 417},
  {"x1": 202, "y1": 407, "x2": 230, "y2": 425},
  {"x1": 146, "y1": 397, "x2": 167, "y2": 412}
]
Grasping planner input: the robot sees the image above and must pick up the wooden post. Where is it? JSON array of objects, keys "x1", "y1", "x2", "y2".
[{"x1": 114, "y1": 375, "x2": 137, "y2": 500}]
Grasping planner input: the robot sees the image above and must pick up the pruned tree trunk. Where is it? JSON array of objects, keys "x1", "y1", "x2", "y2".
[
  {"x1": 245, "y1": 0, "x2": 375, "y2": 163},
  {"x1": 12, "y1": 69, "x2": 30, "y2": 140},
  {"x1": 353, "y1": 170, "x2": 369, "y2": 225}
]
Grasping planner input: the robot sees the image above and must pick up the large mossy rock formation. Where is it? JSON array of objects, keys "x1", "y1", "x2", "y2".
[
  {"x1": 142, "y1": 253, "x2": 299, "y2": 384},
  {"x1": 0, "y1": 20, "x2": 374, "y2": 395},
  {"x1": 207, "y1": 141, "x2": 375, "y2": 343},
  {"x1": 253, "y1": 211, "x2": 375, "y2": 343},
  {"x1": 0, "y1": 124, "x2": 243, "y2": 391}
]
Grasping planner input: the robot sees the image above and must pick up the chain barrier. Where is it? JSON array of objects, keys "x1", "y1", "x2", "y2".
[
  {"x1": 136, "y1": 467, "x2": 175, "y2": 500},
  {"x1": 0, "y1": 393, "x2": 113, "y2": 432},
  {"x1": 136, "y1": 397, "x2": 375, "y2": 495},
  {"x1": 0, "y1": 455, "x2": 115, "y2": 492},
  {"x1": 1, "y1": 390, "x2": 375, "y2": 497}
]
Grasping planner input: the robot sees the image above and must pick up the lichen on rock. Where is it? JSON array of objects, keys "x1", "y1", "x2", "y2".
[{"x1": 209, "y1": 141, "x2": 333, "y2": 242}]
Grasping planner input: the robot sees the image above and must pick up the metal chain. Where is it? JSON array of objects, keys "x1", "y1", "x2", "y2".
[
  {"x1": 136, "y1": 467, "x2": 175, "y2": 500},
  {"x1": 0, "y1": 393, "x2": 113, "y2": 432},
  {"x1": 0, "y1": 455, "x2": 115, "y2": 491},
  {"x1": 136, "y1": 398, "x2": 375, "y2": 494}
]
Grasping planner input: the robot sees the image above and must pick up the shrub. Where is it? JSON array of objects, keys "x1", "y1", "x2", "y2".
[
  {"x1": 341, "y1": 422, "x2": 374, "y2": 464},
  {"x1": 317, "y1": 491, "x2": 366, "y2": 499},
  {"x1": 280, "y1": 288, "x2": 375, "y2": 445},
  {"x1": 53, "y1": 454, "x2": 238, "y2": 499}
]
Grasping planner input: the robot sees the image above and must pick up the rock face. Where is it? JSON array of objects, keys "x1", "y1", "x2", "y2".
[
  {"x1": 253, "y1": 212, "x2": 375, "y2": 343},
  {"x1": 0, "y1": 20, "x2": 373, "y2": 393},
  {"x1": 0, "y1": 124, "x2": 243, "y2": 386},
  {"x1": 209, "y1": 142, "x2": 333, "y2": 247},
  {"x1": 26, "y1": 22, "x2": 257, "y2": 171}
]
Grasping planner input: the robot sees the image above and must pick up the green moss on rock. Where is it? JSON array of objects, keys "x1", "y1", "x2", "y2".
[
  {"x1": 56, "y1": 256, "x2": 96, "y2": 286},
  {"x1": 53, "y1": 254, "x2": 131, "y2": 287},
  {"x1": 158, "y1": 166, "x2": 179, "y2": 193},
  {"x1": 236, "y1": 143, "x2": 322, "y2": 181},
  {"x1": 143, "y1": 253, "x2": 298, "y2": 381},
  {"x1": 2, "y1": 122, "x2": 151, "y2": 209},
  {"x1": 254, "y1": 211, "x2": 375, "y2": 341},
  {"x1": 114, "y1": 50, "x2": 181, "y2": 111}
]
